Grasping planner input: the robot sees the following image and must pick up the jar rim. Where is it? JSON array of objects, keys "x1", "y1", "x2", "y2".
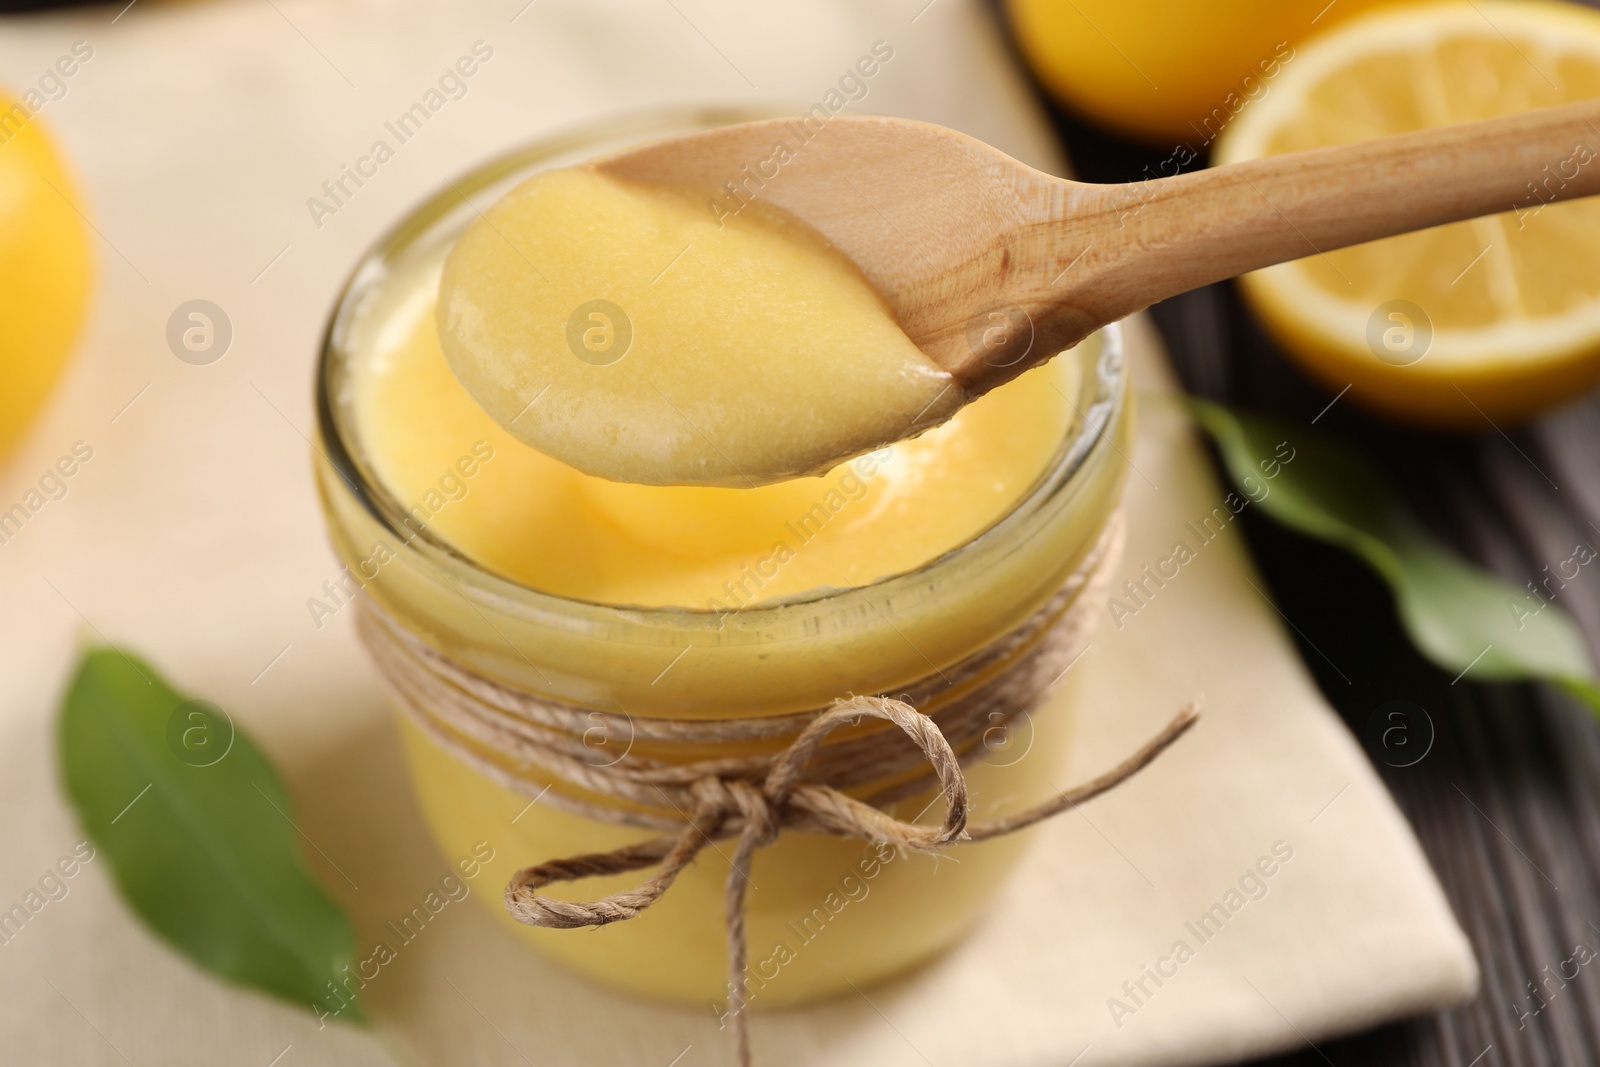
[{"x1": 314, "y1": 104, "x2": 1127, "y2": 634}]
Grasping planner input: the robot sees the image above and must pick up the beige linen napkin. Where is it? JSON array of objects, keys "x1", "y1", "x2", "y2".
[{"x1": 0, "y1": 1, "x2": 1475, "y2": 1064}]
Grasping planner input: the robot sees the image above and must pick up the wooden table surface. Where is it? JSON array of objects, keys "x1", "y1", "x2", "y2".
[{"x1": 1002, "y1": 7, "x2": 1600, "y2": 1064}]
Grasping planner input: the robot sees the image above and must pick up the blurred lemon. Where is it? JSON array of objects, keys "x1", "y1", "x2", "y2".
[
  {"x1": 0, "y1": 89, "x2": 90, "y2": 462},
  {"x1": 1004, "y1": 0, "x2": 1393, "y2": 143},
  {"x1": 1215, "y1": 0, "x2": 1600, "y2": 428}
]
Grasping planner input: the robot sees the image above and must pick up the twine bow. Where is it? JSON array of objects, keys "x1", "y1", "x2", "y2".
[
  {"x1": 503, "y1": 695, "x2": 1198, "y2": 1067},
  {"x1": 353, "y1": 509, "x2": 1199, "y2": 1065}
]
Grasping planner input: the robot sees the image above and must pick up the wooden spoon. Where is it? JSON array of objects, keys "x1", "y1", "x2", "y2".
[{"x1": 597, "y1": 103, "x2": 1600, "y2": 396}]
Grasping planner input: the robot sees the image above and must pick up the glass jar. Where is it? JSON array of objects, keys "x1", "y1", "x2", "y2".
[{"x1": 314, "y1": 106, "x2": 1131, "y2": 1009}]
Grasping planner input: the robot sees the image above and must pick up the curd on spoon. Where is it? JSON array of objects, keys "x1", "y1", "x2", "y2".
[{"x1": 437, "y1": 166, "x2": 961, "y2": 487}]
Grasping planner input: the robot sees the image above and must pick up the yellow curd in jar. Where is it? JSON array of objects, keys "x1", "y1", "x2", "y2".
[
  {"x1": 361, "y1": 256, "x2": 1074, "y2": 609},
  {"x1": 317, "y1": 117, "x2": 1130, "y2": 1009}
]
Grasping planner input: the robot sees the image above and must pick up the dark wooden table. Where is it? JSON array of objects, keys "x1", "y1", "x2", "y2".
[
  {"x1": 1150, "y1": 281, "x2": 1600, "y2": 1067},
  {"x1": 996, "y1": 8, "x2": 1600, "y2": 1065}
]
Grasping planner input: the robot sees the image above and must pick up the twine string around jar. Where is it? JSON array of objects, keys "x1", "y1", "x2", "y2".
[{"x1": 356, "y1": 511, "x2": 1200, "y2": 1067}]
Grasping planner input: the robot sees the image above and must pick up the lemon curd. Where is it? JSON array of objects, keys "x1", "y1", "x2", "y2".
[
  {"x1": 316, "y1": 112, "x2": 1131, "y2": 1007},
  {"x1": 359, "y1": 248, "x2": 1075, "y2": 610},
  {"x1": 437, "y1": 166, "x2": 964, "y2": 487}
]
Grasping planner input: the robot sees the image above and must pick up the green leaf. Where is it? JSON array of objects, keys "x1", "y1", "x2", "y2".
[
  {"x1": 1187, "y1": 397, "x2": 1600, "y2": 712},
  {"x1": 58, "y1": 647, "x2": 365, "y2": 1024}
]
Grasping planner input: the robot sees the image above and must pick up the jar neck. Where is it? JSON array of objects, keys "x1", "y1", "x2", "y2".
[{"x1": 314, "y1": 109, "x2": 1130, "y2": 718}]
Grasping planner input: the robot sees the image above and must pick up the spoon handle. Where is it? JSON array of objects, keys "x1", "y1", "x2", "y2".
[{"x1": 1052, "y1": 98, "x2": 1600, "y2": 352}]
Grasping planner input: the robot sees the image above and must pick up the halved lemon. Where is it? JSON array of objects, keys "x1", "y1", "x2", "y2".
[{"x1": 1213, "y1": 0, "x2": 1600, "y2": 428}]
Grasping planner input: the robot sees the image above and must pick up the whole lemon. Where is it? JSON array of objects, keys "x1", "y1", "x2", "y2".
[
  {"x1": 1004, "y1": 0, "x2": 1394, "y2": 144},
  {"x1": 0, "y1": 89, "x2": 90, "y2": 462}
]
